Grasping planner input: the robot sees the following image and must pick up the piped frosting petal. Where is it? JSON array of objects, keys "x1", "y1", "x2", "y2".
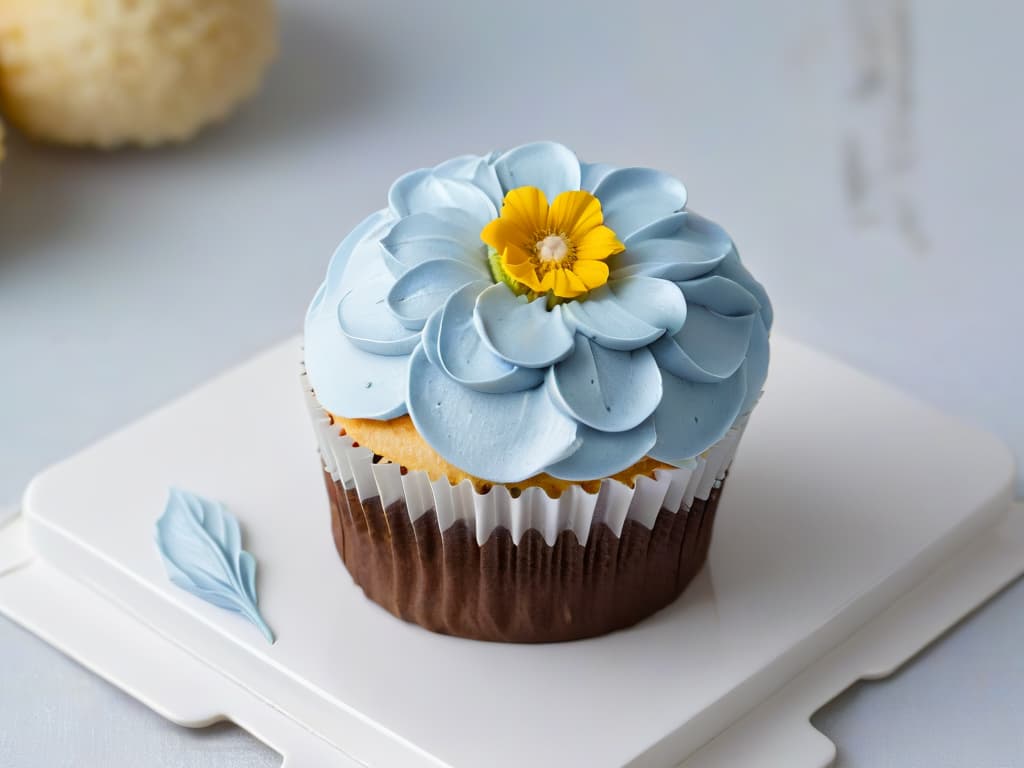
[
  {"x1": 406, "y1": 344, "x2": 580, "y2": 483},
  {"x1": 652, "y1": 307, "x2": 755, "y2": 383},
  {"x1": 338, "y1": 275, "x2": 420, "y2": 355},
  {"x1": 740, "y1": 313, "x2": 771, "y2": 414},
  {"x1": 473, "y1": 283, "x2": 575, "y2": 368},
  {"x1": 379, "y1": 208, "x2": 489, "y2": 278},
  {"x1": 437, "y1": 281, "x2": 545, "y2": 394},
  {"x1": 579, "y1": 161, "x2": 616, "y2": 192},
  {"x1": 432, "y1": 154, "x2": 505, "y2": 209},
  {"x1": 562, "y1": 277, "x2": 686, "y2": 351},
  {"x1": 387, "y1": 259, "x2": 489, "y2": 330},
  {"x1": 388, "y1": 168, "x2": 497, "y2": 224},
  {"x1": 648, "y1": 365, "x2": 748, "y2": 464},
  {"x1": 493, "y1": 141, "x2": 582, "y2": 201},
  {"x1": 677, "y1": 274, "x2": 761, "y2": 317},
  {"x1": 546, "y1": 418, "x2": 658, "y2": 481},
  {"x1": 710, "y1": 248, "x2": 775, "y2": 329},
  {"x1": 546, "y1": 335, "x2": 663, "y2": 432},
  {"x1": 592, "y1": 167, "x2": 687, "y2": 239},
  {"x1": 614, "y1": 212, "x2": 731, "y2": 281},
  {"x1": 305, "y1": 212, "x2": 409, "y2": 420}
]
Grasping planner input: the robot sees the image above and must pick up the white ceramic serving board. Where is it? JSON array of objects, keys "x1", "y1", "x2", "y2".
[{"x1": 0, "y1": 333, "x2": 1019, "y2": 768}]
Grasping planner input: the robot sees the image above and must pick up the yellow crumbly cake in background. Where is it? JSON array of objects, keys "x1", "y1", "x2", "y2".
[
  {"x1": 334, "y1": 413, "x2": 675, "y2": 497},
  {"x1": 0, "y1": 0, "x2": 277, "y2": 147}
]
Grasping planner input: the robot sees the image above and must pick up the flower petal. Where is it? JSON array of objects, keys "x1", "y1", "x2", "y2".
[
  {"x1": 650, "y1": 308, "x2": 755, "y2": 383},
  {"x1": 380, "y1": 209, "x2": 490, "y2": 278},
  {"x1": 305, "y1": 281, "x2": 410, "y2": 420},
  {"x1": 614, "y1": 212, "x2": 731, "y2": 281},
  {"x1": 388, "y1": 169, "x2": 497, "y2": 224},
  {"x1": 648, "y1": 365, "x2": 747, "y2": 464},
  {"x1": 480, "y1": 216, "x2": 530, "y2": 253},
  {"x1": 563, "y1": 277, "x2": 686, "y2": 351},
  {"x1": 386, "y1": 259, "x2": 488, "y2": 330},
  {"x1": 546, "y1": 418, "x2": 657, "y2": 481},
  {"x1": 575, "y1": 224, "x2": 625, "y2": 261},
  {"x1": 546, "y1": 335, "x2": 662, "y2": 432},
  {"x1": 407, "y1": 345, "x2": 580, "y2": 483},
  {"x1": 554, "y1": 268, "x2": 587, "y2": 297},
  {"x1": 337, "y1": 275, "x2": 420, "y2": 356},
  {"x1": 493, "y1": 141, "x2": 582, "y2": 201},
  {"x1": 537, "y1": 270, "x2": 556, "y2": 292},
  {"x1": 547, "y1": 190, "x2": 603, "y2": 238},
  {"x1": 503, "y1": 248, "x2": 543, "y2": 291},
  {"x1": 571, "y1": 259, "x2": 609, "y2": 289},
  {"x1": 592, "y1": 167, "x2": 687, "y2": 239},
  {"x1": 436, "y1": 282, "x2": 544, "y2": 394},
  {"x1": 501, "y1": 185, "x2": 549, "y2": 232},
  {"x1": 501, "y1": 242, "x2": 530, "y2": 266},
  {"x1": 473, "y1": 282, "x2": 575, "y2": 368}
]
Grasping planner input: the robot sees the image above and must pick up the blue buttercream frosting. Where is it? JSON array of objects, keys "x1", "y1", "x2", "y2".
[{"x1": 304, "y1": 141, "x2": 773, "y2": 483}]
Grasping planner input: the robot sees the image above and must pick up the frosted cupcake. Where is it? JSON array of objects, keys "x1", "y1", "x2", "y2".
[{"x1": 304, "y1": 142, "x2": 772, "y2": 642}]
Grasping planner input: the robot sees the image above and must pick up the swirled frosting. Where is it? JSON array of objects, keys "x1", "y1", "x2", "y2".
[{"x1": 305, "y1": 142, "x2": 773, "y2": 483}]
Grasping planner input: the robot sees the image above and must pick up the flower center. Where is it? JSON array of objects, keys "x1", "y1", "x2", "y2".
[{"x1": 536, "y1": 234, "x2": 571, "y2": 264}]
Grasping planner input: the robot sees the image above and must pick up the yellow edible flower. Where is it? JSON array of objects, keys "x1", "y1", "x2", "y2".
[{"x1": 480, "y1": 186, "x2": 625, "y2": 300}]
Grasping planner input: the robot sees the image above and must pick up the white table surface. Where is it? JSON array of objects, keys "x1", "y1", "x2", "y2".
[{"x1": 0, "y1": 0, "x2": 1021, "y2": 765}]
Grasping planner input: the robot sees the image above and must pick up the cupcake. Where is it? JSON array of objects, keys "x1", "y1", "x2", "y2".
[{"x1": 304, "y1": 141, "x2": 772, "y2": 642}]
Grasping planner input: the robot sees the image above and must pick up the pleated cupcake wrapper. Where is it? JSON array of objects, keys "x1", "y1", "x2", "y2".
[{"x1": 302, "y1": 372, "x2": 749, "y2": 547}]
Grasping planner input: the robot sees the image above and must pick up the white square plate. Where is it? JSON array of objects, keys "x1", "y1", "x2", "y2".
[{"x1": 2, "y1": 334, "x2": 1017, "y2": 767}]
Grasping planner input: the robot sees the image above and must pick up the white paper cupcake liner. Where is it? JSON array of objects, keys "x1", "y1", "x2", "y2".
[{"x1": 302, "y1": 372, "x2": 749, "y2": 547}]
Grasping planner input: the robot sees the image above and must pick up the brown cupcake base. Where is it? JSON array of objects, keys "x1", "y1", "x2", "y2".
[{"x1": 323, "y1": 471, "x2": 724, "y2": 643}]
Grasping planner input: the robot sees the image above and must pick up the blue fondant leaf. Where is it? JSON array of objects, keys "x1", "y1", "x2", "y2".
[{"x1": 155, "y1": 489, "x2": 274, "y2": 645}]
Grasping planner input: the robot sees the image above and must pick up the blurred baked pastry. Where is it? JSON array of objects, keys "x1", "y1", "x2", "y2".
[{"x1": 0, "y1": 0, "x2": 277, "y2": 147}]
